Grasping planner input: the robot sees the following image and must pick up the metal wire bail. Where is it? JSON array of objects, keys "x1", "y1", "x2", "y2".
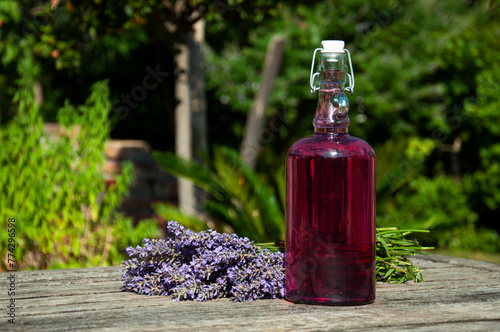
[
  {"x1": 309, "y1": 48, "x2": 322, "y2": 94},
  {"x1": 309, "y1": 46, "x2": 355, "y2": 95},
  {"x1": 344, "y1": 48, "x2": 355, "y2": 95}
]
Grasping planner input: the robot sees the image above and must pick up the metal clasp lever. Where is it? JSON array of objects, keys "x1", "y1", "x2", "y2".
[
  {"x1": 309, "y1": 47, "x2": 355, "y2": 96},
  {"x1": 309, "y1": 48, "x2": 322, "y2": 94}
]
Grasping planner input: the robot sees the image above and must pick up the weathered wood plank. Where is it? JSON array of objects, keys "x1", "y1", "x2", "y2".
[{"x1": 1, "y1": 255, "x2": 499, "y2": 331}]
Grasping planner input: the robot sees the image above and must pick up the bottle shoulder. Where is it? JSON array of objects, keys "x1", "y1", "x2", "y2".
[{"x1": 287, "y1": 134, "x2": 375, "y2": 159}]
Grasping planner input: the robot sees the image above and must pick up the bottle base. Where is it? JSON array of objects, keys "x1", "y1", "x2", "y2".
[{"x1": 284, "y1": 296, "x2": 374, "y2": 306}]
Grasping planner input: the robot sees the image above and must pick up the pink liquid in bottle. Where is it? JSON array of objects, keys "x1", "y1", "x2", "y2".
[
  {"x1": 285, "y1": 43, "x2": 376, "y2": 305},
  {"x1": 285, "y1": 134, "x2": 376, "y2": 305}
]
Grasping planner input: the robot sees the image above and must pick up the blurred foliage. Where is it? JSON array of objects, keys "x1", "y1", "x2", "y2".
[
  {"x1": 0, "y1": 50, "x2": 158, "y2": 270},
  {"x1": 203, "y1": 0, "x2": 500, "y2": 252},
  {"x1": 0, "y1": 0, "x2": 173, "y2": 148},
  {"x1": 154, "y1": 146, "x2": 284, "y2": 242},
  {"x1": 0, "y1": 0, "x2": 499, "y2": 261}
]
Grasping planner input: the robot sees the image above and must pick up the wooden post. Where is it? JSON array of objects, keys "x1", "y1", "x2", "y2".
[
  {"x1": 174, "y1": 18, "x2": 207, "y2": 215},
  {"x1": 174, "y1": 40, "x2": 195, "y2": 214},
  {"x1": 190, "y1": 19, "x2": 208, "y2": 160},
  {"x1": 190, "y1": 19, "x2": 208, "y2": 208},
  {"x1": 240, "y1": 36, "x2": 286, "y2": 169}
]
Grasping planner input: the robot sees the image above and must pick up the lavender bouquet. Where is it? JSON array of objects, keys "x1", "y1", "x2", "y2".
[{"x1": 120, "y1": 221, "x2": 284, "y2": 302}]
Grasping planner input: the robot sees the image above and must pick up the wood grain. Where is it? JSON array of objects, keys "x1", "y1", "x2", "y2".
[{"x1": 1, "y1": 254, "x2": 499, "y2": 331}]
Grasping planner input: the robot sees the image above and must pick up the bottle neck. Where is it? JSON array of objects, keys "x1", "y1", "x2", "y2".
[{"x1": 313, "y1": 70, "x2": 350, "y2": 134}]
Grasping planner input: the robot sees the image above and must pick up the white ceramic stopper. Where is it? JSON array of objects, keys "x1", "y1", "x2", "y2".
[{"x1": 321, "y1": 40, "x2": 345, "y2": 53}]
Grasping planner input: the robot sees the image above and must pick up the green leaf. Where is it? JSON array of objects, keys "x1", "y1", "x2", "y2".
[{"x1": 154, "y1": 203, "x2": 208, "y2": 232}]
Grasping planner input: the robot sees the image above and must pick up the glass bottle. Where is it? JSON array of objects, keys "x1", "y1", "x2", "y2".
[{"x1": 285, "y1": 40, "x2": 376, "y2": 305}]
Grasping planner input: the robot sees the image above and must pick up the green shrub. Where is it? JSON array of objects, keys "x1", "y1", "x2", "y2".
[
  {"x1": 0, "y1": 57, "x2": 158, "y2": 270},
  {"x1": 378, "y1": 175, "x2": 500, "y2": 252}
]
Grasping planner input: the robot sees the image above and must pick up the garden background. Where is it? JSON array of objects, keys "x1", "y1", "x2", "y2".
[{"x1": 1, "y1": 0, "x2": 499, "y2": 270}]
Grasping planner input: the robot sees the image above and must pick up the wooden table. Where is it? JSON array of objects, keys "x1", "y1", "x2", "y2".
[{"x1": 2, "y1": 254, "x2": 499, "y2": 331}]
